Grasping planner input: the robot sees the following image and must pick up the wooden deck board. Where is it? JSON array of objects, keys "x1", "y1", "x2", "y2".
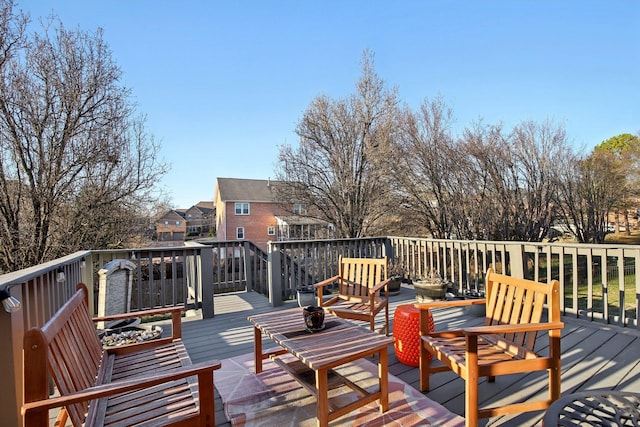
[{"x1": 172, "y1": 285, "x2": 640, "y2": 427}]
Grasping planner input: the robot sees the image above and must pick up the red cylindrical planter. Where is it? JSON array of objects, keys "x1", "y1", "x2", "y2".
[{"x1": 393, "y1": 304, "x2": 434, "y2": 367}]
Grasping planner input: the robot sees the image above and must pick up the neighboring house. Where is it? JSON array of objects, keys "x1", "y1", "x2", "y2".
[
  {"x1": 156, "y1": 210, "x2": 187, "y2": 241},
  {"x1": 155, "y1": 201, "x2": 216, "y2": 242},
  {"x1": 214, "y1": 177, "x2": 332, "y2": 251},
  {"x1": 184, "y1": 201, "x2": 215, "y2": 237}
]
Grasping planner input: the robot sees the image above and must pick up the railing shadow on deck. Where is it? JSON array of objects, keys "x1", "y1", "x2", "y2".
[{"x1": 1, "y1": 235, "x2": 640, "y2": 425}]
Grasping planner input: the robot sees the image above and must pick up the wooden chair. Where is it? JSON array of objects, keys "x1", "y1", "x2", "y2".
[
  {"x1": 417, "y1": 268, "x2": 564, "y2": 427},
  {"x1": 314, "y1": 256, "x2": 390, "y2": 335}
]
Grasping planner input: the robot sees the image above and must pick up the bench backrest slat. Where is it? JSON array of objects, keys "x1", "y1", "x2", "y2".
[
  {"x1": 25, "y1": 284, "x2": 104, "y2": 427},
  {"x1": 338, "y1": 256, "x2": 387, "y2": 298},
  {"x1": 484, "y1": 268, "x2": 560, "y2": 352}
]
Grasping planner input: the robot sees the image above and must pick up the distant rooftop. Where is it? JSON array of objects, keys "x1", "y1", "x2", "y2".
[{"x1": 216, "y1": 177, "x2": 282, "y2": 202}]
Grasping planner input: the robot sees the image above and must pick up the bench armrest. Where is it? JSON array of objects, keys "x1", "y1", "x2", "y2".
[
  {"x1": 22, "y1": 360, "x2": 222, "y2": 415},
  {"x1": 462, "y1": 321, "x2": 565, "y2": 336}
]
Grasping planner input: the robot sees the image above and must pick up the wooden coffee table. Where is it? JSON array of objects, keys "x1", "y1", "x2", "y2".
[{"x1": 248, "y1": 308, "x2": 394, "y2": 427}]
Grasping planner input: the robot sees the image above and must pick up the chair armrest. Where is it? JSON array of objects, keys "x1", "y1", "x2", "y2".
[
  {"x1": 370, "y1": 278, "x2": 391, "y2": 294},
  {"x1": 313, "y1": 275, "x2": 341, "y2": 289},
  {"x1": 415, "y1": 298, "x2": 486, "y2": 310},
  {"x1": 462, "y1": 321, "x2": 565, "y2": 336},
  {"x1": 22, "y1": 360, "x2": 222, "y2": 415}
]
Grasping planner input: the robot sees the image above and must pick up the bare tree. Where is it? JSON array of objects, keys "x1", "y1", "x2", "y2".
[
  {"x1": 459, "y1": 121, "x2": 513, "y2": 240},
  {"x1": 275, "y1": 50, "x2": 398, "y2": 238},
  {"x1": 0, "y1": 4, "x2": 167, "y2": 272},
  {"x1": 556, "y1": 145, "x2": 628, "y2": 243},
  {"x1": 455, "y1": 119, "x2": 568, "y2": 242},
  {"x1": 508, "y1": 120, "x2": 568, "y2": 240},
  {"x1": 393, "y1": 96, "x2": 459, "y2": 238},
  {"x1": 596, "y1": 133, "x2": 640, "y2": 235}
]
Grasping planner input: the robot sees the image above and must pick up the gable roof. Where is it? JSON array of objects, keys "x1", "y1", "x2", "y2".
[
  {"x1": 216, "y1": 178, "x2": 282, "y2": 202},
  {"x1": 158, "y1": 210, "x2": 185, "y2": 222},
  {"x1": 195, "y1": 201, "x2": 214, "y2": 210},
  {"x1": 186, "y1": 205, "x2": 214, "y2": 215}
]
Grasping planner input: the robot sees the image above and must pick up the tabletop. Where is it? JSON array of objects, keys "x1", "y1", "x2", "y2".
[
  {"x1": 542, "y1": 390, "x2": 640, "y2": 426},
  {"x1": 248, "y1": 308, "x2": 394, "y2": 370}
]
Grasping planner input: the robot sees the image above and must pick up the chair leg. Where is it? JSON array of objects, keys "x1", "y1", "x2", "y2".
[
  {"x1": 419, "y1": 341, "x2": 431, "y2": 391},
  {"x1": 384, "y1": 304, "x2": 389, "y2": 336},
  {"x1": 465, "y1": 371, "x2": 479, "y2": 427},
  {"x1": 466, "y1": 335, "x2": 479, "y2": 427},
  {"x1": 549, "y1": 366, "x2": 561, "y2": 401}
]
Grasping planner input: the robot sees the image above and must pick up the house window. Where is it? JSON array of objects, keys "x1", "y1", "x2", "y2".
[
  {"x1": 267, "y1": 226, "x2": 275, "y2": 235},
  {"x1": 236, "y1": 227, "x2": 244, "y2": 239},
  {"x1": 293, "y1": 203, "x2": 306, "y2": 215},
  {"x1": 175, "y1": 221, "x2": 180, "y2": 226},
  {"x1": 164, "y1": 220, "x2": 169, "y2": 226},
  {"x1": 235, "y1": 203, "x2": 250, "y2": 215}
]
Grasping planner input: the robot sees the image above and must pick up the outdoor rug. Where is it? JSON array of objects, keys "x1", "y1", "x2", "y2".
[{"x1": 215, "y1": 350, "x2": 464, "y2": 426}]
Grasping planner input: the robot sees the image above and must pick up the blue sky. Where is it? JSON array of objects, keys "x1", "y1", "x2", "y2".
[{"x1": 21, "y1": 1, "x2": 639, "y2": 209}]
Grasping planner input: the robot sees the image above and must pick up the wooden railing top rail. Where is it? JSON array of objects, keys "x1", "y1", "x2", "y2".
[{"x1": 0, "y1": 251, "x2": 90, "y2": 288}]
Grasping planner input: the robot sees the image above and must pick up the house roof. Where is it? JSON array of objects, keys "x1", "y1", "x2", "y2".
[
  {"x1": 195, "y1": 201, "x2": 214, "y2": 210},
  {"x1": 158, "y1": 210, "x2": 185, "y2": 222},
  {"x1": 186, "y1": 204, "x2": 214, "y2": 215},
  {"x1": 275, "y1": 215, "x2": 330, "y2": 226},
  {"x1": 216, "y1": 178, "x2": 282, "y2": 202}
]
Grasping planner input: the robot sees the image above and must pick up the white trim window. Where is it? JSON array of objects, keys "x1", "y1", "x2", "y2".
[
  {"x1": 235, "y1": 202, "x2": 250, "y2": 215},
  {"x1": 293, "y1": 203, "x2": 306, "y2": 215},
  {"x1": 267, "y1": 226, "x2": 275, "y2": 235},
  {"x1": 236, "y1": 227, "x2": 244, "y2": 239}
]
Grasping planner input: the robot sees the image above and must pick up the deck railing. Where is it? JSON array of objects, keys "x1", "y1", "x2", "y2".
[
  {"x1": 267, "y1": 237, "x2": 639, "y2": 329},
  {"x1": 1, "y1": 236, "x2": 639, "y2": 425}
]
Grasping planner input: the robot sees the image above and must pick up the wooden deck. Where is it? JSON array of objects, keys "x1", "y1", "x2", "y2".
[{"x1": 175, "y1": 285, "x2": 640, "y2": 427}]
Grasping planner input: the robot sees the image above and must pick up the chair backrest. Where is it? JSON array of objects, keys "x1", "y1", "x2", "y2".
[
  {"x1": 23, "y1": 283, "x2": 103, "y2": 427},
  {"x1": 338, "y1": 256, "x2": 387, "y2": 298},
  {"x1": 484, "y1": 268, "x2": 561, "y2": 352}
]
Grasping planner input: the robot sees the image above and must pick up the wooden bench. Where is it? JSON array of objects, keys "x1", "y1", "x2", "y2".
[
  {"x1": 315, "y1": 256, "x2": 390, "y2": 335},
  {"x1": 21, "y1": 283, "x2": 221, "y2": 427},
  {"x1": 417, "y1": 268, "x2": 564, "y2": 427}
]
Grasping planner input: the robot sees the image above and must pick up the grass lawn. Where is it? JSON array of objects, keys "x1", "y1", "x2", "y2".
[
  {"x1": 605, "y1": 230, "x2": 640, "y2": 245},
  {"x1": 576, "y1": 230, "x2": 639, "y2": 320},
  {"x1": 535, "y1": 239, "x2": 638, "y2": 321}
]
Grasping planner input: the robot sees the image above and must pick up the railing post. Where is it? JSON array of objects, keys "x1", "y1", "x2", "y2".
[
  {"x1": 200, "y1": 246, "x2": 215, "y2": 318},
  {"x1": 244, "y1": 241, "x2": 254, "y2": 292},
  {"x1": 268, "y1": 242, "x2": 283, "y2": 306},
  {"x1": 383, "y1": 238, "x2": 393, "y2": 259},
  {"x1": 0, "y1": 288, "x2": 23, "y2": 427},
  {"x1": 505, "y1": 244, "x2": 525, "y2": 278}
]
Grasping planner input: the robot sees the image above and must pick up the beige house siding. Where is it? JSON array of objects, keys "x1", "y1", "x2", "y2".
[
  {"x1": 156, "y1": 210, "x2": 187, "y2": 241},
  {"x1": 214, "y1": 189, "x2": 227, "y2": 241}
]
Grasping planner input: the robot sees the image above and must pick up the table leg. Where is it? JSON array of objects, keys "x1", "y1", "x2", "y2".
[
  {"x1": 253, "y1": 325, "x2": 263, "y2": 373},
  {"x1": 378, "y1": 347, "x2": 389, "y2": 412},
  {"x1": 315, "y1": 368, "x2": 329, "y2": 427}
]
